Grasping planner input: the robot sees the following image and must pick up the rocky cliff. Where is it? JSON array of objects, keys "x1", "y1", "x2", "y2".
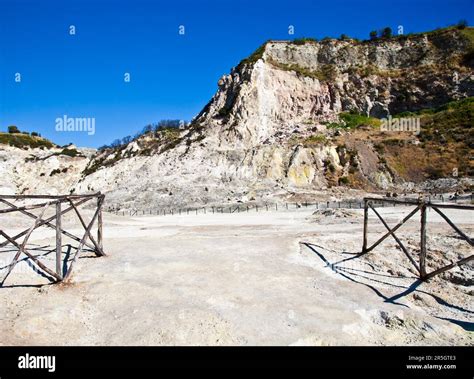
[
  {"x1": 2, "y1": 27, "x2": 473, "y2": 209},
  {"x1": 0, "y1": 140, "x2": 93, "y2": 195}
]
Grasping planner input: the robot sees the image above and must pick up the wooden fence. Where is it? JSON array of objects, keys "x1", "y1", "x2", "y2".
[
  {"x1": 115, "y1": 201, "x2": 357, "y2": 216},
  {"x1": 0, "y1": 193, "x2": 106, "y2": 286},
  {"x1": 111, "y1": 193, "x2": 473, "y2": 217},
  {"x1": 361, "y1": 197, "x2": 473, "y2": 281}
]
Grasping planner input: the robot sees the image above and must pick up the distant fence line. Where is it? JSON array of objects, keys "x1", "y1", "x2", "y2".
[{"x1": 109, "y1": 193, "x2": 473, "y2": 217}]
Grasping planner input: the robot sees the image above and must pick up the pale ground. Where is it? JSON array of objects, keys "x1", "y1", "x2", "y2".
[{"x1": 0, "y1": 206, "x2": 472, "y2": 346}]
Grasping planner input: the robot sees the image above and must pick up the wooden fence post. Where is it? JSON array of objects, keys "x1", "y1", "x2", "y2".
[
  {"x1": 56, "y1": 201, "x2": 62, "y2": 279},
  {"x1": 420, "y1": 202, "x2": 427, "y2": 279},
  {"x1": 98, "y1": 196, "x2": 103, "y2": 251},
  {"x1": 362, "y1": 199, "x2": 368, "y2": 253}
]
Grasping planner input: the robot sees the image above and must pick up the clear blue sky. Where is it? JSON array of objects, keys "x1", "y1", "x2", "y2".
[{"x1": 0, "y1": 0, "x2": 471, "y2": 147}]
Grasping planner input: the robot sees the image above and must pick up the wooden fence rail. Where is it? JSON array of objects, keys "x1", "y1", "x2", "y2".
[
  {"x1": 361, "y1": 197, "x2": 474, "y2": 281},
  {"x1": 0, "y1": 193, "x2": 106, "y2": 286}
]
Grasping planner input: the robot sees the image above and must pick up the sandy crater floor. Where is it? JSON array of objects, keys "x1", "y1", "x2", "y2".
[{"x1": 0, "y1": 206, "x2": 472, "y2": 345}]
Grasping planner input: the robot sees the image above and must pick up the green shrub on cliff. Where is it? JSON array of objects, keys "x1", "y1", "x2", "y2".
[
  {"x1": 0, "y1": 132, "x2": 55, "y2": 149},
  {"x1": 328, "y1": 113, "x2": 381, "y2": 129}
]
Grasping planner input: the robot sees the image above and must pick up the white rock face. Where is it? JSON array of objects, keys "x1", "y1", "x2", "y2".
[
  {"x1": 0, "y1": 145, "x2": 92, "y2": 195},
  {"x1": 75, "y1": 141, "x2": 343, "y2": 210}
]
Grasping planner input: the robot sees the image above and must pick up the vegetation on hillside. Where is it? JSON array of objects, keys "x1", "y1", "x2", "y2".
[
  {"x1": 236, "y1": 42, "x2": 268, "y2": 70},
  {"x1": 291, "y1": 37, "x2": 318, "y2": 45},
  {"x1": 302, "y1": 134, "x2": 328, "y2": 146},
  {"x1": 322, "y1": 97, "x2": 474, "y2": 188},
  {"x1": 83, "y1": 120, "x2": 187, "y2": 177},
  {"x1": 266, "y1": 57, "x2": 338, "y2": 82},
  {"x1": 289, "y1": 133, "x2": 328, "y2": 147},
  {"x1": 460, "y1": 27, "x2": 474, "y2": 50},
  {"x1": 0, "y1": 131, "x2": 55, "y2": 149},
  {"x1": 23, "y1": 147, "x2": 85, "y2": 162},
  {"x1": 58, "y1": 148, "x2": 83, "y2": 158},
  {"x1": 1, "y1": 126, "x2": 86, "y2": 159},
  {"x1": 98, "y1": 119, "x2": 187, "y2": 151},
  {"x1": 328, "y1": 112, "x2": 381, "y2": 129},
  {"x1": 393, "y1": 97, "x2": 473, "y2": 146},
  {"x1": 377, "y1": 97, "x2": 474, "y2": 180},
  {"x1": 242, "y1": 22, "x2": 472, "y2": 54}
]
